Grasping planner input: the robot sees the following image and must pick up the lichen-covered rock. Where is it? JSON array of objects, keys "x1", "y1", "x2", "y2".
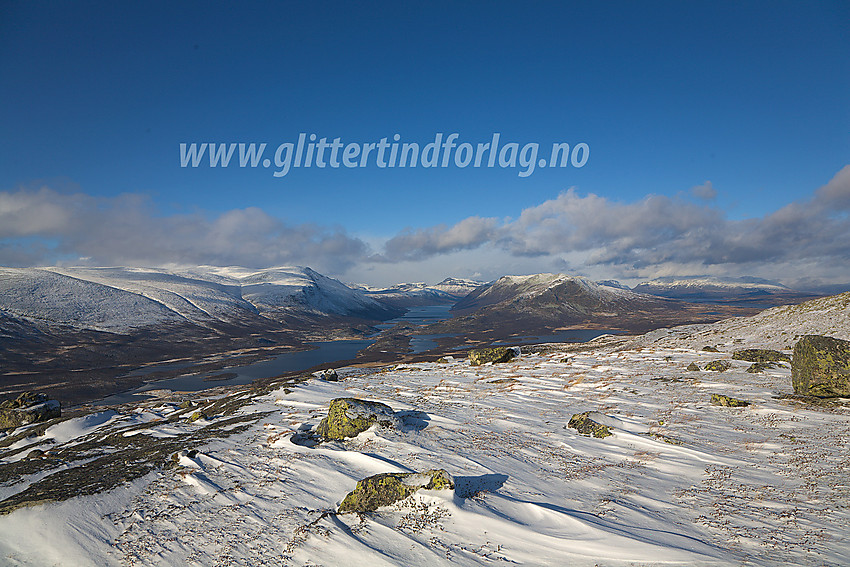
[
  {"x1": 315, "y1": 398, "x2": 399, "y2": 440},
  {"x1": 468, "y1": 347, "x2": 517, "y2": 366},
  {"x1": 568, "y1": 412, "x2": 612, "y2": 438},
  {"x1": 710, "y1": 394, "x2": 750, "y2": 407},
  {"x1": 704, "y1": 360, "x2": 731, "y2": 372},
  {"x1": 792, "y1": 335, "x2": 850, "y2": 397},
  {"x1": 732, "y1": 349, "x2": 790, "y2": 363},
  {"x1": 188, "y1": 411, "x2": 207, "y2": 422},
  {"x1": 746, "y1": 361, "x2": 777, "y2": 374},
  {"x1": 702, "y1": 346, "x2": 719, "y2": 353},
  {"x1": 0, "y1": 392, "x2": 61, "y2": 430},
  {"x1": 686, "y1": 362, "x2": 701, "y2": 371},
  {"x1": 338, "y1": 469, "x2": 454, "y2": 513}
]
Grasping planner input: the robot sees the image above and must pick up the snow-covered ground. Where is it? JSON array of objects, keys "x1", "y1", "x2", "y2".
[{"x1": 1, "y1": 332, "x2": 848, "y2": 566}]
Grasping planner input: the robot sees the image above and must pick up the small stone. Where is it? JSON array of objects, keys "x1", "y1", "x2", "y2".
[
  {"x1": 710, "y1": 394, "x2": 750, "y2": 407},
  {"x1": 568, "y1": 412, "x2": 612, "y2": 438},
  {"x1": 686, "y1": 362, "x2": 701, "y2": 371},
  {"x1": 704, "y1": 360, "x2": 731, "y2": 372},
  {"x1": 702, "y1": 346, "x2": 719, "y2": 353}
]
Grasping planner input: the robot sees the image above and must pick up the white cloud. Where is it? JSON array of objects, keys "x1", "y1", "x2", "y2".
[{"x1": 2, "y1": 165, "x2": 849, "y2": 288}]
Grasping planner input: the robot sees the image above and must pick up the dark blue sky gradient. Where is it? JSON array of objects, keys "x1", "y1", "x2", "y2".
[{"x1": 1, "y1": 1, "x2": 848, "y2": 283}]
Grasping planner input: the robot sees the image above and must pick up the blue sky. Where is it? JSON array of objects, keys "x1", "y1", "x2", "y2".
[{"x1": 1, "y1": 1, "x2": 849, "y2": 287}]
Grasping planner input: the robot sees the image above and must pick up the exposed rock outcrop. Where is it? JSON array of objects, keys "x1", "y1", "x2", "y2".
[
  {"x1": 792, "y1": 335, "x2": 850, "y2": 397},
  {"x1": 338, "y1": 469, "x2": 454, "y2": 513},
  {"x1": 0, "y1": 392, "x2": 61, "y2": 429},
  {"x1": 315, "y1": 398, "x2": 399, "y2": 440},
  {"x1": 468, "y1": 347, "x2": 517, "y2": 366}
]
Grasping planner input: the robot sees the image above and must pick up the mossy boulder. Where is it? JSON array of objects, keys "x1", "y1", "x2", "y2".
[
  {"x1": 468, "y1": 347, "x2": 517, "y2": 366},
  {"x1": 338, "y1": 469, "x2": 454, "y2": 513},
  {"x1": 0, "y1": 392, "x2": 61, "y2": 430},
  {"x1": 686, "y1": 362, "x2": 701, "y2": 371},
  {"x1": 315, "y1": 398, "x2": 399, "y2": 440},
  {"x1": 791, "y1": 335, "x2": 850, "y2": 397},
  {"x1": 710, "y1": 394, "x2": 750, "y2": 407},
  {"x1": 732, "y1": 349, "x2": 790, "y2": 363},
  {"x1": 704, "y1": 360, "x2": 731, "y2": 372},
  {"x1": 568, "y1": 412, "x2": 612, "y2": 438},
  {"x1": 188, "y1": 411, "x2": 207, "y2": 422}
]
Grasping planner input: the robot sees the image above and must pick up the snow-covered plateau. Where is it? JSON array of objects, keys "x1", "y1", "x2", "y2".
[{"x1": 1, "y1": 294, "x2": 848, "y2": 565}]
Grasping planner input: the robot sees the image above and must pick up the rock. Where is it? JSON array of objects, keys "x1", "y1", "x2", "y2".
[
  {"x1": 710, "y1": 394, "x2": 750, "y2": 407},
  {"x1": 436, "y1": 357, "x2": 450, "y2": 364},
  {"x1": 686, "y1": 362, "x2": 701, "y2": 371},
  {"x1": 188, "y1": 411, "x2": 207, "y2": 422},
  {"x1": 704, "y1": 360, "x2": 731, "y2": 372},
  {"x1": 702, "y1": 346, "x2": 719, "y2": 352},
  {"x1": 747, "y1": 362, "x2": 777, "y2": 374},
  {"x1": 26, "y1": 449, "x2": 46, "y2": 459},
  {"x1": 319, "y1": 369, "x2": 339, "y2": 382},
  {"x1": 792, "y1": 335, "x2": 850, "y2": 397},
  {"x1": 468, "y1": 347, "x2": 517, "y2": 366},
  {"x1": 315, "y1": 398, "x2": 399, "y2": 440},
  {"x1": 338, "y1": 469, "x2": 454, "y2": 513},
  {"x1": 568, "y1": 412, "x2": 612, "y2": 438},
  {"x1": 179, "y1": 400, "x2": 194, "y2": 410},
  {"x1": 0, "y1": 392, "x2": 61, "y2": 429},
  {"x1": 732, "y1": 349, "x2": 790, "y2": 363}
]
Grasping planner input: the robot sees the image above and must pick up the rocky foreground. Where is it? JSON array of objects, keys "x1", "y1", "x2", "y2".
[{"x1": 0, "y1": 323, "x2": 848, "y2": 565}]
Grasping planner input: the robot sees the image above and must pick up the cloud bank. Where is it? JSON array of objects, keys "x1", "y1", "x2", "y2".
[{"x1": 2, "y1": 165, "x2": 849, "y2": 288}]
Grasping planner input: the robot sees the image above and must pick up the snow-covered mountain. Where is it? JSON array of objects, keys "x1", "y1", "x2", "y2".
[
  {"x1": 428, "y1": 272, "x2": 754, "y2": 337},
  {"x1": 452, "y1": 273, "x2": 665, "y2": 316},
  {"x1": 0, "y1": 266, "x2": 399, "y2": 333},
  {"x1": 359, "y1": 277, "x2": 484, "y2": 308},
  {"x1": 632, "y1": 275, "x2": 820, "y2": 306}
]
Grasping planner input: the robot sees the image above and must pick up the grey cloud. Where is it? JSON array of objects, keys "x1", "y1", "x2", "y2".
[
  {"x1": 379, "y1": 216, "x2": 499, "y2": 262},
  {"x1": 690, "y1": 181, "x2": 717, "y2": 201},
  {"x1": 0, "y1": 186, "x2": 369, "y2": 274}
]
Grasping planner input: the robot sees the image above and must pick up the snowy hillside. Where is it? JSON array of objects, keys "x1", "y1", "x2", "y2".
[
  {"x1": 634, "y1": 291, "x2": 850, "y2": 351},
  {"x1": 1, "y1": 333, "x2": 848, "y2": 565},
  {"x1": 634, "y1": 275, "x2": 791, "y2": 293},
  {"x1": 0, "y1": 266, "x2": 398, "y2": 333}
]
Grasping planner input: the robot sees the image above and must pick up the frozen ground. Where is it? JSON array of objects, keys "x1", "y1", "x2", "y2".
[{"x1": 1, "y1": 330, "x2": 848, "y2": 566}]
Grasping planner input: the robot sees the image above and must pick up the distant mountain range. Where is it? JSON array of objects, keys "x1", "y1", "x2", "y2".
[
  {"x1": 416, "y1": 273, "x2": 761, "y2": 341},
  {"x1": 1, "y1": 265, "x2": 837, "y2": 404},
  {"x1": 631, "y1": 275, "x2": 823, "y2": 306},
  {"x1": 355, "y1": 277, "x2": 484, "y2": 308}
]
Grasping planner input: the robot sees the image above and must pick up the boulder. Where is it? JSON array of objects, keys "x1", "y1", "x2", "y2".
[
  {"x1": 568, "y1": 412, "x2": 612, "y2": 438},
  {"x1": 704, "y1": 360, "x2": 731, "y2": 372},
  {"x1": 0, "y1": 392, "x2": 61, "y2": 429},
  {"x1": 686, "y1": 362, "x2": 701, "y2": 371},
  {"x1": 315, "y1": 398, "x2": 399, "y2": 440},
  {"x1": 702, "y1": 346, "x2": 719, "y2": 352},
  {"x1": 319, "y1": 369, "x2": 339, "y2": 382},
  {"x1": 791, "y1": 335, "x2": 850, "y2": 397},
  {"x1": 732, "y1": 349, "x2": 790, "y2": 363},
  {"x1": 710, "y1": 394, "x2": 750, "y2": 407},
  {"x1": 468, "y1": 347, "x2": 517, "y2": 366},
  {"x1": 338, "y1": 469, "x2": 454, "y2": 513}
]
